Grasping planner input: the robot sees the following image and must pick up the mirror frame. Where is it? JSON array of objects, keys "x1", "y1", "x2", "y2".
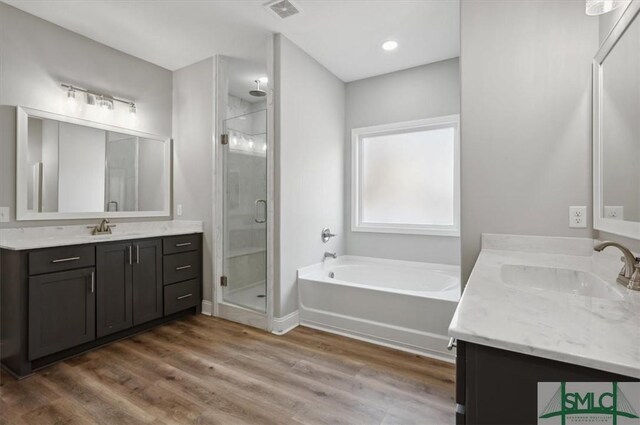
[
  {"x1": 593, "y1": 1, "x2": 640, "y2": 240},
  {"x1": 16, "y1": 106, "x2": 172, "y2": 221}
]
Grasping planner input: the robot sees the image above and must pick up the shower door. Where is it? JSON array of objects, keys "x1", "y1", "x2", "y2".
[{"x1": 221, "y1": 109, "x2": 268, "y2": 313}]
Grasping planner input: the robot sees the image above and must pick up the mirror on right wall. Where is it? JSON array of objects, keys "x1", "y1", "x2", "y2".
[{"x1": 594, "y1": 1, "x2": 640, "y2": 240}]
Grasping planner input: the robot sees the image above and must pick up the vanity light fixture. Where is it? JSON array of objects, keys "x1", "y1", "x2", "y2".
[
  {"x1": 61, "y1": 84, "x2": 137, "y2": 114},
  {"x1": 585, "y1": 0, "x2": 624, "y2": 15},
  {"x1": 382, "y1": 40, "x2": 398, "y2": 51}
]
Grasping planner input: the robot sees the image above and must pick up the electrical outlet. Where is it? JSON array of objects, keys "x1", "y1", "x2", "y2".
[
  {"x1": 0, "y1": 207, "x2": 9, "y2": 223},
  {"x1": 177, "y1": 204, "x2": 183, "y2": 217},
  {"x1": 604, "y1": 206, "x2": 624, "y2": 220},
  {"x1": 569, "y1": 206, "x2": 587, "y2": 228}
]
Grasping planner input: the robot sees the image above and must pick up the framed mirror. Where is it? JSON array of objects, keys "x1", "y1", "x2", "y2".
[
  {"x1": 593, "y1": 1, "x2": 640, "y2": 240},
  {"x1": 16, "y1": 107, "x2": 171, "y2": 220}
]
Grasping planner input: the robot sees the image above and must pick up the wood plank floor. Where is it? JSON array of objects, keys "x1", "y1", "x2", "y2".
[{"x1": 0, "y1": 315, "x2": 455, "y2": 425}]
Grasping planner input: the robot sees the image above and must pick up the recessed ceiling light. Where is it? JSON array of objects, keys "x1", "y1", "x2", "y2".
[{"x1": 382, "y1": 40, "x2": 398, "y2": 51}]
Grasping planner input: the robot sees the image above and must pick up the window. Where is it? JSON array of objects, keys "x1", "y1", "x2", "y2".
[{"x1": 351, "y1": 115, "x2": 460, "y2": 236}]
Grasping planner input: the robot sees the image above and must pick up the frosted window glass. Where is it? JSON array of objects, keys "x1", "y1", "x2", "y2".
[{"x1": 361, "y1": 127, "x2": 454, "y2": 226}]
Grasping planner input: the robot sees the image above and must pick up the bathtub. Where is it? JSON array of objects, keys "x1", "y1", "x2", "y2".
[{"x1": 297, "y1": 256, "x2": 460, "y2": 361}]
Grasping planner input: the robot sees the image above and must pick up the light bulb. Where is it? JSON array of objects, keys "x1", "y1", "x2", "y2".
[
  {"x1": 585, "y1": 0, "x2": 624, "y2": 15},
  {"x1": 248, "y1": 140, "x2": 255, "y2": 149},
  {"x1": 66, "y1": 87, "x2": 77, "y2": 105},
  {"x1": 382, "y1": 40, "x2": 398, "y2": 51}
]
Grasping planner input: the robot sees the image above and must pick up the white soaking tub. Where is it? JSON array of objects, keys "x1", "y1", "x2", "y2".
[{"x1": 297, "y1": 255, "x2": 460, "y2": 361}]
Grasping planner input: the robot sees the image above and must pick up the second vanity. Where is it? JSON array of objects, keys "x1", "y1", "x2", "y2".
[
  {"x1": 0, "y1": 221, "x2": 203, "y2": 378},
  {"x1": 449, "y1": 234, "x2": 640, "y2": 424}
]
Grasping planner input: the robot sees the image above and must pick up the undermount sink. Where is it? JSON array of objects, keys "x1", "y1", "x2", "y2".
[{"x1": 501, "y1": 264, "x2": 624, "y2": 300}]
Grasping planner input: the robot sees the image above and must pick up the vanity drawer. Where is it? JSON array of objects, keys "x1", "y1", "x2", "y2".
[
  {"x1": 163, "y1": 234, "x2": 199, "y2": 255},
  {"x1": 163, "y1": 251, "x2": 200, "y2": 285},
  {"x1": 29, "y1": 245, "x2": 95, "y2": 276},
  {"x1": 164, "y1": 279, "x2": 199, "y2": 315}
]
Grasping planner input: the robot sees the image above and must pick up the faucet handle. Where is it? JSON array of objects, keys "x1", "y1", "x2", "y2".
[
  {"x1": 628, "y1": 265, "x2": 640, "y2": 291},
  {"x1": 321, "y1": 228, "x2": 337, "y2": 243}
]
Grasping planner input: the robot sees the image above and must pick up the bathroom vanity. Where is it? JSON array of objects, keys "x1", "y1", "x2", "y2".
[
  {"x1": 0, "y1": 222, "x2": 203, "y2": 378},
  {"x1": 449, "y1": 234, "x2": 640, "y2": 424}
]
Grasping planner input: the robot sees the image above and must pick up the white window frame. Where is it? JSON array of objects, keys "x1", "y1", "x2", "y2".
[{"x1": 351, "y1": 115, "x2": 460, "y2": 237}]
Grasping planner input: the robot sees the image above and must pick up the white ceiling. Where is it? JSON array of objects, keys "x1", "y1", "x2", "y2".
[{"x1": 3, "y1": 0, "x2": 460, "y2": 82}]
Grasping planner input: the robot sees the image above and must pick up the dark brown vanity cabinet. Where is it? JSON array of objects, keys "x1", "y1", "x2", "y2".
[
  {"x1": 132, "y1": 239, "x2": 163, "y2": 326},
  {"x1": 1, "y1": 233, "x2": 202, "y2": 378},
  {"x1": 456, "y1": 341, "x2": 639, "y2": 424},
  {"x1": 96, "y1": 239, "x2": 162, "y2": 337},
  {"x1": 96, "y1": 242, "x2": 133, "y2": 337},
  {"x1": 29, "y1": 268, "x2": 96, "y2": 360},
  {"x1": 162, "y1": 234, "x2": 201, "y2": 315}
]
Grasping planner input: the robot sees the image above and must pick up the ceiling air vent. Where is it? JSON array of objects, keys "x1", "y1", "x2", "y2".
[{"x1": 264, "y1": 0, "x2": 301, "y2": 19}]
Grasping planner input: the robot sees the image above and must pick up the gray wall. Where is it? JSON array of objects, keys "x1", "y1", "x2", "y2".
[
  {"x1": 345, "y1": 59, "x2": 460, "y2": 265},
  {"x1": 460, "y1": 0, "x2": 599, "y2": 282},
  {"x1": 275, "y1": 35, "x2": 346, "y2": 317},
  {"x1": 0, "y1": 2, "x2": 173, "y2": 227},
  {"x1": 172, "y1": 58, "x2": 215, "y2": 302}
]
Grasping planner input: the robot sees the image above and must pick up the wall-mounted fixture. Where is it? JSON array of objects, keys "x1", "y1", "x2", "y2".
[
  {"x1": 586, "y1": 0, "x2": 625, "y2": 15},
  {"x1": 97, "y1": 95, "x2": 114, "y2": 110},
  {"x1": 66, "y1": 86, "x2": 77, "y2": 105},
  {"x1": 322, "y1": 227, "x2": 337, "y2": 243},
  {"x1": 61, "y1": 84, "x2": 137, "y2": 115}
]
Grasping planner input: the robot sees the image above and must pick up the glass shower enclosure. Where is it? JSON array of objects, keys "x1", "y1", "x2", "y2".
[{"x1": 222, "y1": 109, "x2": 267, "y2": 313}]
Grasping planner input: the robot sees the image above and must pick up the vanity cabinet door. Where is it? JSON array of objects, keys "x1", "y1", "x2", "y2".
[
  {"x1": 132, "y1": 239, "x2": 163, "y2": 326},
  {"x1": 28, "y1": 268, "x2": 96, "y2": 360},
  {"x1": 96, "y1": 243, "x2": 133, "y2": 338}
]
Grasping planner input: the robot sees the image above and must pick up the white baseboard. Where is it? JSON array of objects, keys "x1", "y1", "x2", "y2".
[
  {"x1": 201, "y1": 300, "x2": 213, "y2": 316},
  {"x1": 271, "y1": 310, "x2": 300, "y2": 335},
  {"x1": 299, "y1": 308, "x2": 455, "y2": 363}
]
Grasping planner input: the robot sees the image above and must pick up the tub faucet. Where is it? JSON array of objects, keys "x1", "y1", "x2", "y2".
[
  {"x1": 324, "y1": 252, "x2": 337, "y2": 260},
  {"x1": 593, "y1": 241, "x2": 640, "y2": 290}
]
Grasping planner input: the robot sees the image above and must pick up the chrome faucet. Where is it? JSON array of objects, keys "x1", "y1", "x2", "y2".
[
  {"x1": 89, "y1": 219, "x2": 115, "y2": 235},
  {"x1": 594, "y1": 241, "x2": 640, "y2": 290},
  {"x1": 324, "y1": 252, "x2": 337, "y2": 260}
]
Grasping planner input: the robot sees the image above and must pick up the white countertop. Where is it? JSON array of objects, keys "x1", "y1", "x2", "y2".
[
  {"x1": 0, "y1": 220, "x2": 203, "y2": 250},
  {"x1": 449, "y1": 234, "x2": 640, "y2": 378}
]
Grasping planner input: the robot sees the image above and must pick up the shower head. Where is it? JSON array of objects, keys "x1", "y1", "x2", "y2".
[{"x1": 250, "y1": 80, "x2": 267, "y2": 97}]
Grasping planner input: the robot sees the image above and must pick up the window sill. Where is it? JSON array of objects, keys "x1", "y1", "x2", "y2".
[{"x1": 351, "y1": 224, "x2": 460, "y2": 237}]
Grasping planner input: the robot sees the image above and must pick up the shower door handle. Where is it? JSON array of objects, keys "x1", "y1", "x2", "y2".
[{"x1": 254, "y1": 199, "x2": 267, "y2": 224}]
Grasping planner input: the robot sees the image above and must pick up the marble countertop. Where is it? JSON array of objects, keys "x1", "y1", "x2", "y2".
[
  {"x1": 0, "y1": 221, "x2": 203, "y2": 250},
  {"x1": 449, "y1": 234, "x2": 640, "y2": 378}
]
